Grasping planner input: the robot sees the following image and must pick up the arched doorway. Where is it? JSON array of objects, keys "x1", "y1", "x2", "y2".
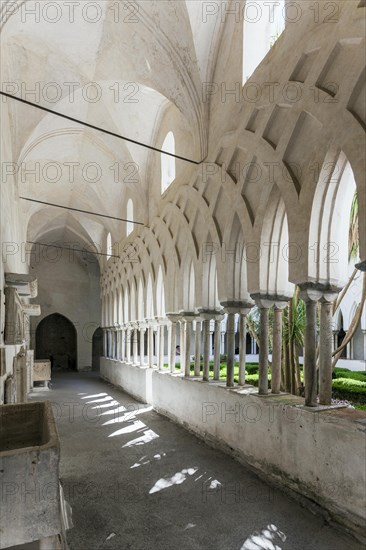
[
  {"x1": 92, "y1": 327, "x2": 103, "y2": 371},
  {"x1": 36, "y1": 313, "x2": 77, "y2": 371}
]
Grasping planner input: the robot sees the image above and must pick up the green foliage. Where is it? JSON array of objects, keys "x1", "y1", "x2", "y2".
[
  {"x1": 333, "y1": 368, "x2": 366, "y2": 382},
  {"x1": 246, "y1": 364, "x2": 259, "y2": 375},
  {"x1": 282, "y1": 295, "x2": 305, "y2": 348},
  {"x1": 349, "y1": 192, "x2": 359, "y2": 260},
  {"x1": 332, "y1": 378, "x2": 366, "y2": 392},
  {"x1": 332, "y1": 378, "x2": 366, "y2": 403}
]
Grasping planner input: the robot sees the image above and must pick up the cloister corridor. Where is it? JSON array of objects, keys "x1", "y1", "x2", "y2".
[{"x1": 30, "y1": 372, "x2": 362, "y2": 550}]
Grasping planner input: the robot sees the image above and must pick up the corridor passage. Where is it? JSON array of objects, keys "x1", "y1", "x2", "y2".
[{"x1": 32, "y1": 373, "x2": 362, "y2": 550}]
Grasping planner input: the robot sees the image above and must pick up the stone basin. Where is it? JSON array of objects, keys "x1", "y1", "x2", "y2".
[{"x1": 0, "y1": 401, "x2": 61, "y2": 548}]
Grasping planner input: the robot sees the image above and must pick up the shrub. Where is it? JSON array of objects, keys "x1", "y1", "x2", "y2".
[
  {"x1": 332, "y1": 378, "x2": 366, "y2": 392},
  {"x1": 246, "y1": 364, "x2": 259, "y2": 374},
  {"x1": 333, "y1": 370, "x2": 366, "y2": 382},
  {"x1": 332, "y1": 378, "x2": 366, "y2": 403}
]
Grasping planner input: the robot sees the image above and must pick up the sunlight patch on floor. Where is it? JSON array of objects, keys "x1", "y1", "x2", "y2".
[
  {"x1": 108, "y1": 420, "x2": 146, "y2": 437},
  {"x1": 81, "y1": 393, "x2": 107, "y2": 399},
  {"x1": 241, "y1": 524, "x2": 286, "y2": 550},
  {"x1": 130, "y1": 452, "x2": 166, "y2": 469},
  {"x1": 102, "y1": 405, "x2": 153, "y2": 425},
  {"x1": 122, "y1": 429, "x2": 159, "y2": 447},
  {"x1": 85, "y1": 396, "x2": 114, "y2": 404},
  {"x1": 92, "y1": 400, "x2": 120, "y2": 409},
  {"x1": 149, "y1": 467, "x2": 199, "y2": 494}
]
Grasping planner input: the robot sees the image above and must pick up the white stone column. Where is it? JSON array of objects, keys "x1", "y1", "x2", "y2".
[
  {"x1": 121, "y1": 326, "x2": 126, "y2": 362},
  {"x1": 238, "y1": 314, "x2": 247, "y2": 386},
  {"x1": 166, "y1": 314, "x2": 180, "y2": 373},
  {"x1": 194, "y1": 320, "x2": 202, "y2": 377},
  {"x1": 126, "y1": 325, "x2": 131, "y2": 363},
  {"x1": 107, "y1": 330, "x2": 111, "y2": 358},
  {"x1": 139, "y1": 323, "x2": 147, "y2": 366},
  {"x1": 214, "y1": 320, "x2": 221, "y2": 380},
  {"x1": 184, "y1": 315, "x2": 194, "y2": 376},
  {"x1": 251, "y1": 336, "x2": 255, "y2": 355},
  {"x1": 147, "y1": 320, "x2": 155, "y2": 368},
  {"x1": 226, "y1": 312, "x2": 235, "y2": 387},
  {"x1": 179, "y1": 319, "x2": 185, "y2": 373},
  {"x1": 271, "y1": 305, "x2": 286, "y2": 394},
  {"x1": 158, "y1": 321, "x2": 165, "y2": 370},
  {"x1": 221, "y1": 329, "x2": 226, "y2": 355},
  {"x1": 132, "y1": 324, "x2": 138, "y2": 364},
  {"x1": 103, "y1": 329, "x2": 107, "y2": 357},
  {"x1": 116, "y1": 330, "x2": 121, "y2": 360},
  {"x1": 258, "y1": 306, "x2": 269, "y2": 395},
  {"x1": 319, "y1": 299, "x2": 335, "y2": 406},
  {"x1": 346, "y1": 334, "x2": 352, "y2": 359},
  {"x1": 209, "y1": 326, "x2": 214, "y2": 358},
  {"x1": 203, "y1": 319, "x2": 211, "y2": 381}
]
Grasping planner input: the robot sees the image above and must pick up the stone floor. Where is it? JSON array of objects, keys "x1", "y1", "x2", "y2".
[{"x1": 31, "y1": 371, "x2": 363, "y2": 550}]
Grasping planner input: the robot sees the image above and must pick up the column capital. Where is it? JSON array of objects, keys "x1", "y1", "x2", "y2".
[
  {"x1": 198, "y1": 308, "x2": 224, "y2": 320},
  {"x1": 179, "y1": 311, "x2": 196, "y2": 321},
  {"x1": 155, "y1": 316, "x2": 168, "y2": 326},
  {"x1": 166, "y1": 313, "x2": 181, "y2": 323},
  {"x1": 221, "y1": 300, "x2": 254, "y2": 314},
  {"x1": 250, "y1": 293, "x2": 290, "y2": 309},
  {"x1": 298, "y1": 282, "x2": 341, "y2": 303},
  {"x1": 138, "y1": 321, "x2": 148, "y2": 331}
]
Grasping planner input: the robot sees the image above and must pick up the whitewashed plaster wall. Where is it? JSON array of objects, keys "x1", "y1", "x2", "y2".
[{"x1": 29, "y1": 232, "x2": 101, "y2": 370}]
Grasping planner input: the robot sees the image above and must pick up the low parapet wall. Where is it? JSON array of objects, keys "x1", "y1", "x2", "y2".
[{"x1": 101, "y1": 358, "x2": 366, "y2": 543}]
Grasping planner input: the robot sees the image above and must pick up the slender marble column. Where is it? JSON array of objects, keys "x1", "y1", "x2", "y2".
[
  {"x1": 139, "y1": 326, "x2": 146, "y2": 366},
  {"x1": 258, "y1": 307, "x2": 269, "y2": 395},
  {"x1": 346, "y1": 335, "x2": 352, "y2": 359},
  {"x1": 221, "y1": 331, "x2": 226, "y2": 355},
  {"x1": 319, "y1": 300, "x2": 333, "y2": 405},
  {"x1": 303, "y1": 300, "x2": 317, "y2": 406},
  {"x1": 185, "y1": 319, "x2": 192, "y2": 376},
  {"x1": 194, "y1": 321, "x2": 201, "y2": 376},
  {"x1": 238, "y1": 314, "x2": 247, "y2": 386},
  {"x1": 108, "y1": 331, "x2": 111, "y2": 358},
  {"x1": 203, "y1": 319, "x2": 211, "y2": 381},
  {"x1": 121, "y1": 327, "x2": 126, "y2": 362},
  {"x1": 102, "y1": 330, "x2": 106, "y2": 357},
  {"x1": 214, "y1": 320, "x2": 221, "y2": 380},
  {"x1": 133, "y1": 326, "x2": 138, "y2": 364},
  {"x1": 159, "y1": 323, "x2": 165, "y2": 370},
  {"x1": 169, "y1": 321, "x2": 177, "y2": 373},
  {"x1": 271, "y1": 307, "x2": 283, "y2": 394},
  {"x1": 226, "y1": 313, "x2": 235, "y2": 387},
  {"x1": 180, "y1": 320, "x2": 185, "y2": 372},
  {"x1": 148, "y1": 324, "x2": 154, "y2": 367},
  {"x1": 126, "y1": 327, "x2": 131, "y2": 363}
]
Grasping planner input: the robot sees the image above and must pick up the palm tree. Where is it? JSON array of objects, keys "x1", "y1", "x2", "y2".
[
  {"x1": 349, "y1": 192, "x2": 359, "y2": 260},
  {"x1": 282, "y1": 289, "x2": 305, "y2": 394}
]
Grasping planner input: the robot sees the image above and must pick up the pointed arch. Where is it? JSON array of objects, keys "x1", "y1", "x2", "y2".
[{"x1": 308, "y1": 152, "x2": 357, "y2": 286}]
